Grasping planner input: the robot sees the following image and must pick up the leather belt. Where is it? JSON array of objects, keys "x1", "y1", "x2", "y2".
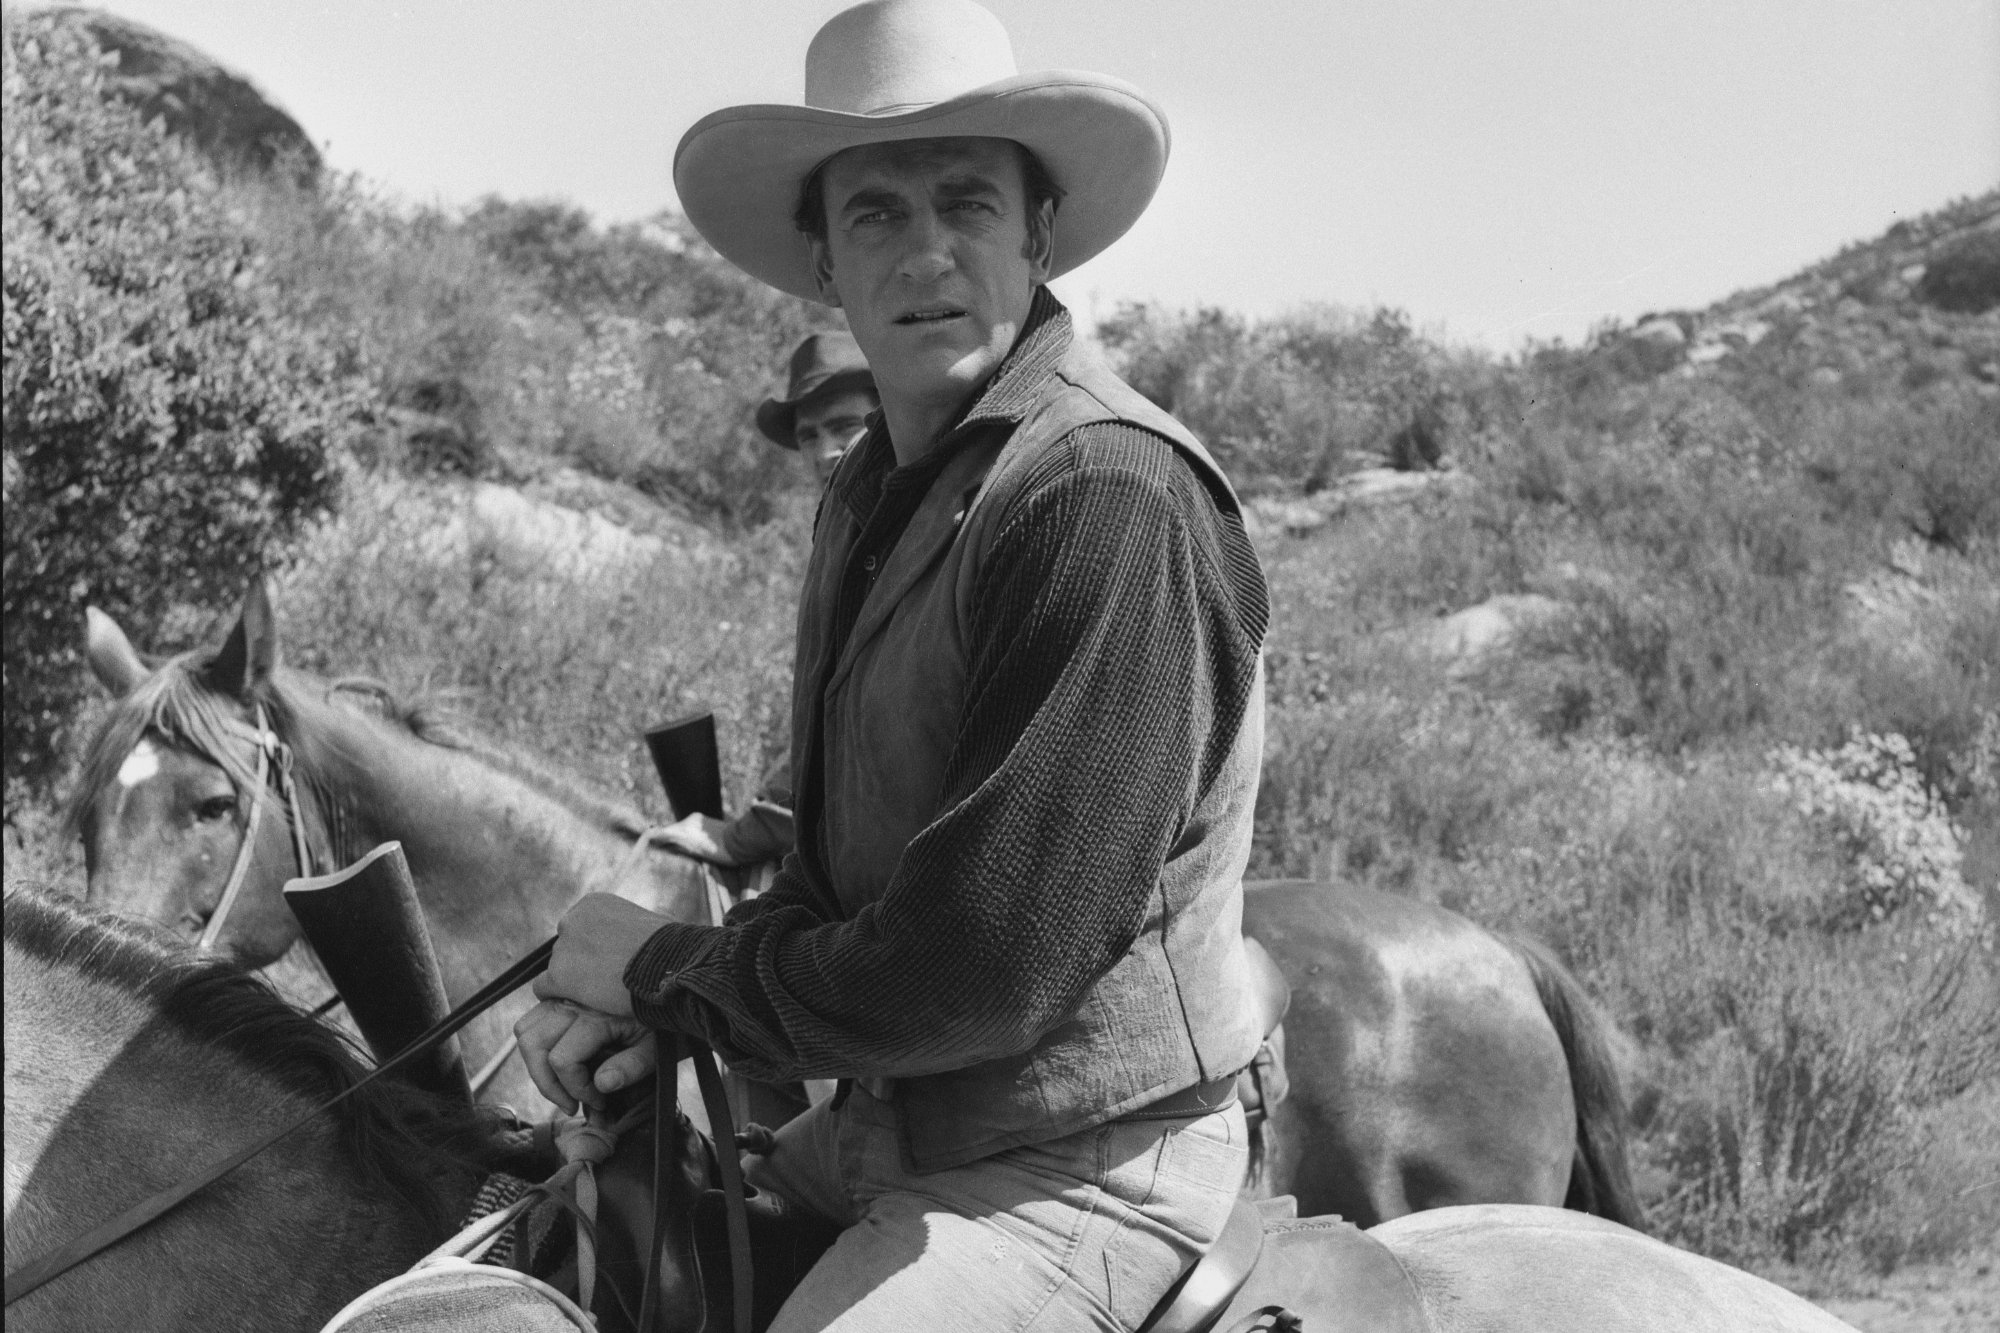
[{"x1": 1119, "y1": 1074, "x2": 1239, "y2": 1122}]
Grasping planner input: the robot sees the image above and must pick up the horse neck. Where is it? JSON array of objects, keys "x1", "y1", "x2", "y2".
[
  {"x1": 5, "y1": 956, "x2": 459, "y2": 1330},
  {"x1": 287, "y1": 690, "x2": 709, "y2": 990}
]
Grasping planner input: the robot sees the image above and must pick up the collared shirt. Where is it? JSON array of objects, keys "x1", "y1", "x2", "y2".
[{"x1": 625, "y1": 289, "x2": 1268, "y2": 1087}]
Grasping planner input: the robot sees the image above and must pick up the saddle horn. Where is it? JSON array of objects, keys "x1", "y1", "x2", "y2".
[{"x1": 284, "y1": 841, "x2": 473, "y2": 1104}]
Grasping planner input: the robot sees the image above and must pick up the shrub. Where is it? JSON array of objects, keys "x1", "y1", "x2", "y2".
[
  {"x1": 273, "y1": 477, "x2": 804, "y2": 812},
  {"x1": 1767, "y1": 729, "x2": 1984, "y2": 937},
  {"x1": 461, "y1": 199, "x2": 834, "y2": 523},
  {"x1": 1916, "y1": 228, "x2": 2000, "y2": 315},
  {"x1": 1099, "y1": 301, "x2": 1470, "y2": 493},
  {"x1": 1624, "y1": 918, "x2": 1997, "y2": 1269},
  {"x1": 2, "y1": 12, "x2": 355, "y2": 786}
]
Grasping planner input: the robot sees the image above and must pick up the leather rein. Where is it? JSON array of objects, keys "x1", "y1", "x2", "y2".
[{"x1": 197, "y1": 700, "x2": 315, "y2": 952}]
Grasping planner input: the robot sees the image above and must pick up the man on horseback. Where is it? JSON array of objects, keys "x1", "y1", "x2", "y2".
[
  {"x1": 657, "y1": 332, "x2": 877, "y2": 870},
  {"x1": 517, "y1": 1, "x2": 1271, "y2": 1326}
]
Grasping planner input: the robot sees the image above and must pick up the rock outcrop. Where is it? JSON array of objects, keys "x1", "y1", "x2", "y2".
[
  {"x1": 48, "y1": 7, "x2": 319, "y2": 179},
  {"x1": 1243, "y1": 467, "x2": 1475, "y2": 539},
  {"x1": 1610, "y1": 191, "x2": 2000, "y2": 395}
]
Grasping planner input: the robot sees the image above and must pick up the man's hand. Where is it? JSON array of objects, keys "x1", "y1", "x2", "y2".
[
  {"x1": 656, "y1": 812, "x2": 740, "y2": 865},
  {"x1": 513, "y1": 893, "x2": 672, "y2": 1111},
  {"x1": 535, "y1": 892, "x2": 670, "y2": 1018},
  {"x1": 514, "y1": 1001, "x2": 658, "y2": 1113}
]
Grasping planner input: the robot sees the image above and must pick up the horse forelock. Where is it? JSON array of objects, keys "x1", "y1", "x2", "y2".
[
  {"x1": 65, "y1": 651, "x2": 265, "y2": 837},
  {"x1": 4, "y1": 885, "x2": 505, "y2": 1233}
]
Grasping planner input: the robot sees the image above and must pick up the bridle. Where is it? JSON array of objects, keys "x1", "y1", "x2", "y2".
[{"x1": 197, "y1": 700, "x2": 315, "y2": 952}]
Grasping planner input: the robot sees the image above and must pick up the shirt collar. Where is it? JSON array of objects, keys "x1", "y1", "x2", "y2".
[{"x1": 831, "y1": 287, "x2": 1072, "y2": 517}]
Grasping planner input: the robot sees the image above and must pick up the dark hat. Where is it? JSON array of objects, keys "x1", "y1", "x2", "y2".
[{"x1": 755, "y1": 331, "x2": 878, "y2": 449}]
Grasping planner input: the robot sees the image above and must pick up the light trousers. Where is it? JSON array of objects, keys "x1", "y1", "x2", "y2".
[{"x1": 744, "y1": 1084, "x2": 1247, "y2": 1332}]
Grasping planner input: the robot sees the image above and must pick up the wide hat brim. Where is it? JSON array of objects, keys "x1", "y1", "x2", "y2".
[
  {"x1": 674, "y1": 71, "x2": 1169, "y2": 301},
  {"x1": 755, "y1": 366, "x2": 878, "y2": 448}
]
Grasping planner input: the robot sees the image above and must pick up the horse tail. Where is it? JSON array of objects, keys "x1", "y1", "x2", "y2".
[{"x1": 1502, "y1": 935, "x2": 1645, "y2": 1231}]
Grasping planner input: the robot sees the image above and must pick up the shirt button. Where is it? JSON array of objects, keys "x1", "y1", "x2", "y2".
[{"x1": 861, "y1": 555, "x2": 878, "y2": 573}]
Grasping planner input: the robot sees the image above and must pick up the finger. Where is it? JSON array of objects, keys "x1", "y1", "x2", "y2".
[
  {"x1": 546, "y1": 1012, "x2": 618, "y2": 1110},
  {"x1": 513, "y1": 1002, "x2": 580, "y2": 1114},
  {"x1": 594, "y1": 1032, "x2": 659, "y2": 1095}
]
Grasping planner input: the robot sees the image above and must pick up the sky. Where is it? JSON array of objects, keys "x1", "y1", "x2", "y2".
[{"x1": 38, "y1": 0, "x2": 2000, "y2": 350}]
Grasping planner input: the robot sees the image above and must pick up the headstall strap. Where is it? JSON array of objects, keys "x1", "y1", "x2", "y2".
[{"x1": 197, "y1": 701, "x2": 313, "y2": 952}]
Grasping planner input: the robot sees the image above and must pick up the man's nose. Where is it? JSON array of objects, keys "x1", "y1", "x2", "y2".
[{"x1": 897, "y1": 209, "x2": 955, "y2": 283}]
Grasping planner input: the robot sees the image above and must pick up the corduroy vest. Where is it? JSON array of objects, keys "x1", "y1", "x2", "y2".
[{"x1": 788, "y1": 329, "x2": 1265, "y2": 1172}]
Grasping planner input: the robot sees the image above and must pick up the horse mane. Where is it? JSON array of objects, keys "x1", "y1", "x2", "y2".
[
  {"x1": 67, "y1": 646, "x2": 652, "y2": 845},
  {"x1": 4, "y1": 884, "x2": 512, "y2": 1233}
]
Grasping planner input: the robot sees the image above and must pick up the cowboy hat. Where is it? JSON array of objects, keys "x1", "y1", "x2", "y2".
[
  {"x1": 755, "y1": 331, "x2": 877, "y2": 448},
  {"x1": 674, "y1": 0, "x2": 1169, "y2": 301}
]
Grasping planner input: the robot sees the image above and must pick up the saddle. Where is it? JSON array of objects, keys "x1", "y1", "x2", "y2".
[
  {"x1": 581, "y1": 938, "x2": 1312, "y2": 1333},
  {"x1": 593, "y1": 1157, "x2": 1425, "y2": 1333}
]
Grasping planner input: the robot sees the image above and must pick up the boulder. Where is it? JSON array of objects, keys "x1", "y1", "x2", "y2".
[
  {"x1": 1395, "y1": 593, "x2": 1571, "y2": 676},
  {"x1": 1321, "y1": 466, "x2": 1474, "y2": 514},
  {"x1": 50, "y1": 7, "x2": 319, "y2": 179},
  {"x1": 466, "y1": 483, "x2": 664, "y2": 578},
  {"x1": 1242, "y1": 468, "x2": 1475, "y2": 543},
  {"x1": 1625, "y1": 317, "x2": 1689, "y2": 373}
]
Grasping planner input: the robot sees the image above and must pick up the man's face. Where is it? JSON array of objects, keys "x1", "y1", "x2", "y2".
[
  {"x1": 809, "y1": 137, "x2": 1052, "y2": 420},
  {"x1": 794, "y1": 387, "x2": 877, "y2": 484}
]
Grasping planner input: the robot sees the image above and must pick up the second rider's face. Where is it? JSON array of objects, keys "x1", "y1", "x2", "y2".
[
  {"x1": 793, "y1": 388, "x2": 876, "y2": 484},
  {"x1": 811, "y1": 137, "x2": 1052, "y2": 424}
]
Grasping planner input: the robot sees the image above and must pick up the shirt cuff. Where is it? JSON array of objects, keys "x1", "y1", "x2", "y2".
[
  {"x1": 622, "y1": 920, "x2": 721, "y2": 1030},
  {"x1": 718, "y1": 801, "x2": 795, "y2": 865}
]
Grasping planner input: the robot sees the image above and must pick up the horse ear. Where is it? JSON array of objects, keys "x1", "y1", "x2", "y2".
[
  {"x1": 207, "y1": 578, "x2": 281, "y2": 699},
  {"x1": 84, "y1": 607, "x2": 151, "y2": 696}
]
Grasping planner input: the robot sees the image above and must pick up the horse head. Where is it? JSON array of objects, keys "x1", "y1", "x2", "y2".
[{"x1": 71, "y1": 581, "x2": 310, "y2": 968}]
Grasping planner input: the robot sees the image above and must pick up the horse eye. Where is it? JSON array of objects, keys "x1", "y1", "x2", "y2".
[{"x1": 194, "y1": 795, "x2": 238, "y2": 823}]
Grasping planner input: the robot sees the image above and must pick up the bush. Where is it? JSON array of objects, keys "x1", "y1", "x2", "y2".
[
  {"x1": 1100, "y1": 301, "x2": 1474, "y2": 493},
  {"x1": 1767, "y1": 729, "x2": 1985, "y2": 937},
  {"x1": 463, "y1": 199, "x2": 835, "y2": 523},
  {"x1": 1621, "y1": 918, "x2": 1997, "y2": 1269},
  {"x1": 1916, "y1": 229, "x2": 2000, "y2": 315},
  {"x1": 2, "y1": 12, "x2": 355, "y2": 786},
  {"x1": 273, "y1": 477, "x2": 805, "y2": 812}
]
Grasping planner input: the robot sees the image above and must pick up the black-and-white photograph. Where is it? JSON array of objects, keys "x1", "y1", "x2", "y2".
[{"x1": 4, "y1": 2, "x2": 1995, "y2": 1329}]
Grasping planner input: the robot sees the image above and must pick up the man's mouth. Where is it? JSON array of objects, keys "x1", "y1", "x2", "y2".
[{"x1": 895, "y1": 309, "x2": 966, "y2": 325}]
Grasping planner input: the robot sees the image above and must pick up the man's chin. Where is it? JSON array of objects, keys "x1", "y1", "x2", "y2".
[{"x1": 899, "y1": 336, "x2": 1010, "y2": 396}]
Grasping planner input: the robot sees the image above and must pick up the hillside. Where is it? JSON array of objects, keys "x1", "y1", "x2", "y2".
[
  {"x1": 4, "y1": 11, "x2": 1996, "y2": 1322},
  {"x1": 1614, "y1": 190, "x2": 2000, "y2": 395}
]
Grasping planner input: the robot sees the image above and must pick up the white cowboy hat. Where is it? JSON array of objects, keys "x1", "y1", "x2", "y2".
[{"x1": 673, "y1": 0, "x2": 1170, "y2": 301}]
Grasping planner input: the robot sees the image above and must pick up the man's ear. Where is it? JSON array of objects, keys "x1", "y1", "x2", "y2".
[
  {"x1": 808, "y1": 235, "x2": 843, "y2": 309},
  {"x1": 1024, "y1": 199, "x2": 1056, "y2": 284}
]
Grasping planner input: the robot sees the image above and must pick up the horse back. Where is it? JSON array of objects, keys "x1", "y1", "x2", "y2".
[
  {"x1": 1369, "y1": 1205, "x2": 1857, "y2": 1332},
  {"x1": 1240, "y1": 879, "x2": 1576, "y2": 1224},
  {"x1": 1204, "y1": 1215, "x2": 1429, "y2": 1333}
]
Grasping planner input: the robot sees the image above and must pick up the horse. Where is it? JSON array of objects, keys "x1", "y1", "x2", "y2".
[
  {"x1": 67, "y1": 581, "x2": 715, "y2": 1112},
  {"x1": 4, "y1": 887, "x2": 1854, "y2": 1333},
  {"x1": 70, "y1": 583, "x2": 1640, "y2": 1227},
  {"x1": 3, "y1": 885, "x2": 506, "y2": 1331}
]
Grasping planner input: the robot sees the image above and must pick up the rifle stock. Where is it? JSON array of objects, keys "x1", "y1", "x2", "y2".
[
  {"x1": 284, "y1": 841, "x2": 472, "y2": 1104},
  {"x1": 644, "y1": 712, "x2": 725, "y2": 820}
]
